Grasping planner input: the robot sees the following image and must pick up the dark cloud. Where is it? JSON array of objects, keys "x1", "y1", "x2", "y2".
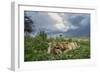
[{"x1": 25, "y1": 11, "x2": 90, "y2": 37}]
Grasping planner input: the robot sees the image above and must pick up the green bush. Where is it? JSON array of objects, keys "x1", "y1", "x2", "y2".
[{"x1": 24, "y1": 36, "x2": 90, "y2": 61}]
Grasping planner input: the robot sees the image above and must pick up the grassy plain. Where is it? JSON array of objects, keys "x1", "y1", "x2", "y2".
[{"x1": 24, "y1": 35, "x2": 90, "y2": 61}]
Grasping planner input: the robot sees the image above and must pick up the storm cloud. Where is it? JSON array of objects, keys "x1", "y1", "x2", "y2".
[{"x1": 25, "y1": 11, "x2": 90, "y2": 37}]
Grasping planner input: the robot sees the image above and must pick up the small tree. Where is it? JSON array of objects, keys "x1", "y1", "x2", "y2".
[{"x1": 59, "y1": 34, "x2": 62, "y2": 37}]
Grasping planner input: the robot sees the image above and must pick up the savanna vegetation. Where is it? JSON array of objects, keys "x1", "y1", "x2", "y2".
[{"x1": 24, "y1": 31, "x2": 90, "y2": 61}]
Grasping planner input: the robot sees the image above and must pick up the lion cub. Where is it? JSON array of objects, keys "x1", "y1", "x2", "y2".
[{"x1": 47, "y1": 42, "x2": 80, "y2": 54}]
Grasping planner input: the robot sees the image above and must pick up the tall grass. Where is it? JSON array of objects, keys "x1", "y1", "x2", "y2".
[{"x1": 24, "y1": 35, "x2": 90, "y2": 61}]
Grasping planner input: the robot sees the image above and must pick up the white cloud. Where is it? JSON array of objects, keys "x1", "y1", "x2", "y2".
[
  {"x1": 47, "y1": 13, "x2": 63, "y2": 23},
  {"x1": 47, "y1": 13, "x2": 73, "y2": 32},
  {"x1": 55, "y1": 23, "x2": 69, "y2": 32}
]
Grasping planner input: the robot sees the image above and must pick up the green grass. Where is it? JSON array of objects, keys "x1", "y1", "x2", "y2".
[{"x1": 24, "y1": 36, "x2": 90, "y2": 61}]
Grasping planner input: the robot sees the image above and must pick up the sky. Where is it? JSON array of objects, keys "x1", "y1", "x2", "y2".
[{"x1": 24, "y1": 11, "x2": 90, "y2": 37}]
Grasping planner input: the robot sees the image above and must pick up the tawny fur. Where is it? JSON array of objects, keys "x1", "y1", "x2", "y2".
[{"x1": 47, "y1": 42, "x2": 80, "y2": 54}]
